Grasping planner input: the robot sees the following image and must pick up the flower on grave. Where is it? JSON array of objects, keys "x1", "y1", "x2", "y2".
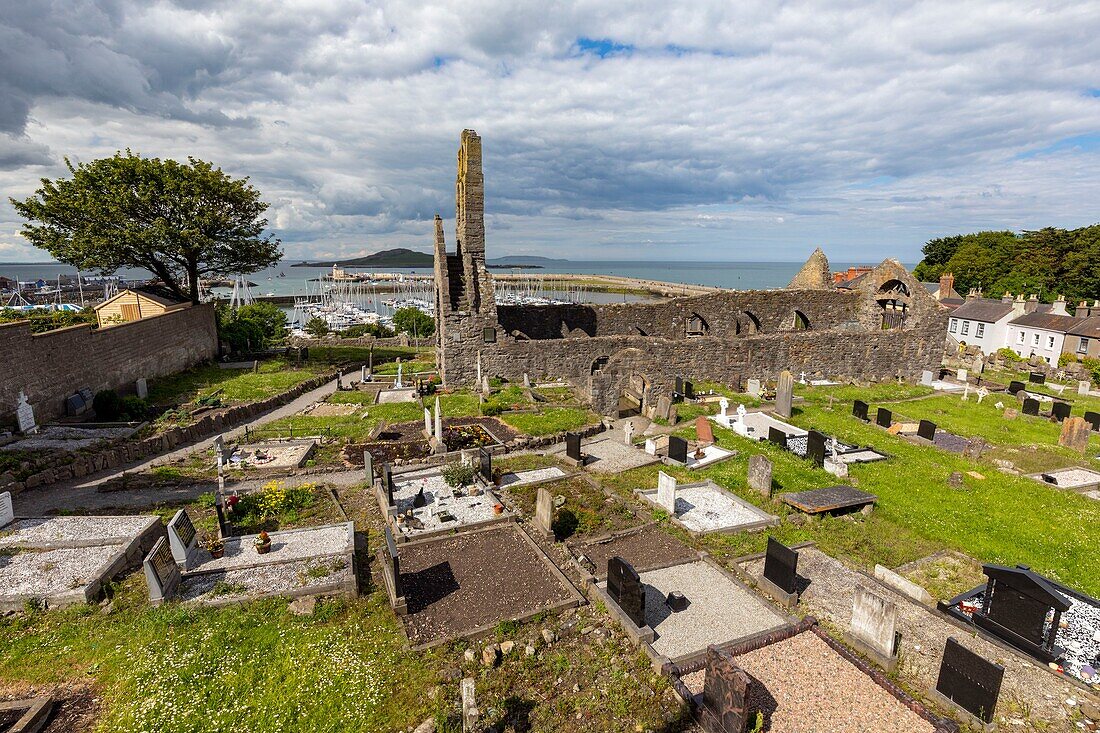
[
  {"x1": 226, "y1": 495, "x2": 240, "y2": 511},
  {"x1": 255, "y1": 531, "x2": 270, "y2": 547}
]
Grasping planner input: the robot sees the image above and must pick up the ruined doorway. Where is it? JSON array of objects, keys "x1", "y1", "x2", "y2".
[{"x1": 618, "y1": 372, "x2": 648, "y2": 418}]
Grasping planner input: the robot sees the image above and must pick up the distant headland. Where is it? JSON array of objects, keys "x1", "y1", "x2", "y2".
[{"x1": 291, "y1": 248, "x2": 566, "y2": 269}]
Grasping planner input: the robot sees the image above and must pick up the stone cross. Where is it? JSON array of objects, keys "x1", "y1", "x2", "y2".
[
  {"x1": 135, "y1": 377, "x2": 148, "y2": 399},
  {"x1": 976, "y1": 386, "x2": 989, "y2": 404},
  {"x1": 534, "y1": 486, "x2": 554, "y2": 536},
  {"x1": 434, "y1": 397, "x2": 443, "y2": 442},
  {"x1": 461, "y1": 678, "x2": 478, "y2": 732},
  {"x1": 0, "y1": 491, "x2": 13, "y2": 528},
  {"x1": 799, "y1": 371, "x2": 807, "y2": 384},
  {"x1": 775, "y1": 371, "x2": 794, "y2": 419},
  {"x1": 719, "y1": 397, "x2": 729, "y2": 417},
  {"x1": 15, "y1": 391, "x2": 36, "y2": 435},
  {"x1": 736, "y1": 403, "x2": 746, "y2": 425},
  {"x1": 656, "y1": 471, "x2": 677, "y2": 513},
  {"x1": 623, "y1": 420, "x2": 635, "y2": 445}
]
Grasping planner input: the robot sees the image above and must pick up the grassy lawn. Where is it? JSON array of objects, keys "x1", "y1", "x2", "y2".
[
  {"x1": 372, "y1": 359, "x2": 435, "y2": 375},
  {"x1": 148, "y1": 360, "x2": 326, "y2": 406},
  {"x1": 503, "y1": 476, "x2": 638, "y2": 541},
  {"x1": 304, "y1": 345, "x2": 426, "y2": 366},
  {"x1": 502, "y1": 408, "x2": 600, "y2": 436}
]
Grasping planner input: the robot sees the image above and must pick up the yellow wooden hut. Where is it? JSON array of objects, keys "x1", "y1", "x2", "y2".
[{"x1": 94, "y1": 285, "x2": 190, "y2": 327}]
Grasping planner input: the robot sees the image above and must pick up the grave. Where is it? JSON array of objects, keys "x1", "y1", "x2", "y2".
[
  {"x1": 636, "y1": 477, "x2": 778, "y2": 535},
  {"x1": 568, "y1": 524, "x2": 698, "y2": 580},
  {"x1": 684, "y1": 444, "x2": 736, "y2": 470},
  {"x1": 533, "y1": 486, "x2": 555, "y2": 539},
  {"x1": 380, "y1": 527, "x2": 406, "y2": 614},
  {"x1": 667, "y1": 435, "x2": 689, "y2": 464},
  {"x1": 805, "y1": 430, "x2": 826, "y2": 467},
  {"x1": 607, "y1": 556, "x2": 647, "y2": 629},
  {"x1": 695, "y1": 646, "x2": 751, "y2": 733},
  {"x1": 555, "y1": 435, "x2": 659, "y2": 474},
  {"x1": 498, "y1": 466, "x2": 568, "y2": 488},
  {"x1": 759, "y1": 537, "x2": 799, "y2": 607},
  {"x1": 780, "y1": 485, "x2": 877, "y2": 516},
  {"x1": 731, "y1": 411, "x2": 887, "y2": 464},
  {"x1": 15, "y1": 391, "x2": 37, "y2": 434},
  {"x1": 143, "y1": 536, "x2": 182, "y2": 605},
  {"x1": 478, "y1": 446, "x2": 492, "y2": 482},
  {"x1": 852, "y1": 400, "x2": 869, "y2": 421},
  {"x1": 930, "y1": 638, "x2": 1004, "y2": 728},
  {"x1": 1022, "y1": 397, "x2": 1040, "y2": 416},
  {"x1": 1085, "y1": 410, "x2": 1100, "y2": 431},
  {"x1": 1029, "y1": 371, "x2": 1046, "y2": 384},
  {"x1": 695, "y1": 416, "x2": 714, "y2": 444},
  {"x1": 747, "y1": 454, "x2": 772, "y2": 496},
  {"x1": 0, "y1": 491, "x2": 12, "y2": 528},
  {"x1": 228, "y1": 440, "x2": 316, "y2": 470},
  {"x1": 376, "y1": 386, "x2": 418, "y2": 404},
  {"x1": 1030, "y1": 466, "x2": 1100, "y2": 492},
  {"x1": 384, "y1": 465, "x2": 511, "y2": 541},
  {"x1": 876, "y1": 407, "x2": 892, "y2": 428},
  {"x1": 167, "y1": 509, "x2": 200, "y2": 569},
  {"x1": 1051, "y1": 401, "x2": 1071, "y2": 422},
  {"x1": 774, "y1": 370, "x2": 794, "y2": 419},
  {"x1": 767, "y1": 426, "x2": 787, "y2": 449},
  {"x1": 1008, "y1": 380, "x2": 1025, "y2": 395},
  {"x1": 0, "y1": 694, "x2": 54, "y2": 732},
  {"x1": 1080, "y1": 380, "x2": 1092, "y2": 396},
  {"x1": 916, "y1": 419, "x2": 937, "y2": 442},
  {"x1": 564, "y1": 431, "x2": 583, "y2": 466},
  {"x1": 1058, "y1": 416, "x2": 1090, "y2": 453},
  {"x1": 845, "y1": 585, "x2": 900, "y2": 672},
  {"x1": 746, "y1": 379, "x2": 761, "y2": 397},
  {"x1": 920, "y1": 370, "x2": 934, "y2": 386}
]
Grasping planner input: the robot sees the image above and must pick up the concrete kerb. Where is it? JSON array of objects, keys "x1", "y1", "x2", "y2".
[{"x1": 564, "y1": 522, "x2": 699, "y2": 583}]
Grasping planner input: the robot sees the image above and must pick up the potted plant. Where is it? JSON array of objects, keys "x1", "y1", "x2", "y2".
[
  {"x1": 254, "y1": 530, "x2": 271, "y2": 555},
  {"x1": 204, "y1": 537, "x2": 225, "y2": 559}
]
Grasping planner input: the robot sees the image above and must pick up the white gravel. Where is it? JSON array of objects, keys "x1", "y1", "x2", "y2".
[
  {"x1": 639, "y1": 482, "x2": 774, "y2": 533},
  {"x1": 376, "y1": 388, "x2": 417, "y2": 403},
  {"x1": 0, "y1": 544, "x2": 123, "y2": 598},
  {"x1": 0, "y1": 516, "x2": 153, "y2": 549},
  {"x1": 732, "y1": 412, "x2": 806, "y2": 441},
  {"x1": 190, "y1": 524, "x2": 350, "y2": 572},
  {"x1": 684, "y1": 445, "x2": 736, "y2": 469},
  {"x1": 498, "y1": 467, "x2": 567, "y2": 487},
  {"x1": 180, "y1": 557, "x2": 349, "y2": 602},
  {"x1": 1036, "y1": 468, "x2": 1100, "y2": 489},
  {"x1": 0, "y1": 425, "x2": 135, "y2": 452},
  {"x1": 392, "y1": 467, "x2": 504, "y2": 537},
  {"x1": 557, "y1": 437, "x2": 658, "y2": 474}
]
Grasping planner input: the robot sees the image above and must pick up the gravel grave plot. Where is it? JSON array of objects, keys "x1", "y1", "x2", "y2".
[
  {"x1": 1033, "y1": 467, "x2": 1100, "y2": 489},
  {"x1": 0, "y1": 425, "x2": 135, "y2": 452},
  {"x1": 180, "y1": 556, "x2": 349, "y2": 603},
  {"x1": 600, "y1": 561, "x2": 787, "y2": 660},
  {"x1": 0, "y1": 544, "x2": 122, "y2": 598},
  {"x1": 190, "y1": 524, "x2": 350, "y2": 572},
  {"x1": 498, "y1": 466, "x2": 568, "y2": 487},
  {"x1": 571, "y1": 525, "x2": 697, "y2": 578},
  {"x1": 299, "y1": 401, "x2": 359, "y2": 417},
  {"x1": 731, "y1": 412, "x2": 806, "y2": 441},
  {"x1": 683, "y1": 444, "x2": 736, "y2": 469},
  {"x1": 560, "y1": 437, "x2": 659, "y2": 474},
  {"x1": 682, "y1": 631, "x2": 936, "y2": 733},
  {"x1": 391, "y1": 467, "x2": 505, "y2": 538},
  {"x1": 1086, "y1": 490, "x2": 1100, "y2": 501},
  {"x1": 931, "y1": 430, "x2": 968, "y2": 453},
  {"x1": 376, "y1": 388, "x2": 418, "y2": 403},
  {"x1": 399, "y1": 524, "x2": 578, "y2": 646},
  {"x1": 0, "y1": 515, "x2": 154, "y2": 548},
  {"x1": 637, "y1": 482, "x2": 776, "y2": 533},
  {"x1": 838, "y1": 448, "x2": 888, "y2": 463},
  {"x1": 740, "y1": 547, "x2": 1088, "y2": 730},
  {"x1": 229, "y1": 441, "x2": 315, "y2": 470}
]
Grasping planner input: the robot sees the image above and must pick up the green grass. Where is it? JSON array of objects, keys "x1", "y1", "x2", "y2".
[
  {"x1": 372, "y1": 360, "x2": 435, "y2": 375},
  {"x1": 304, "y1": 346, "x2": 426, "y2": 366},
  {"x1": 502, "y1": 408, "x2": 599, "y2": 436},
  {"x1": 148, "y1": 360, "x2": 325, "y2": 406}
]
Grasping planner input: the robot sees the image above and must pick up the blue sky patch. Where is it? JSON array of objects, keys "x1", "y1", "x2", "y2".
[{"x1": 575, "y1": 37, "x2": 634, "y2": 58}]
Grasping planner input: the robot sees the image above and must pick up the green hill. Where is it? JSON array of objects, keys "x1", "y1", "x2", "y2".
[{"x1": 292, "y1": 248, "x2": 434, "y2": 268}]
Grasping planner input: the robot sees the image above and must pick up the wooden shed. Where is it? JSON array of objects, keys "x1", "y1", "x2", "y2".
[{"x1": 94, "y1": 286, "x2": 190, "y2": 327}]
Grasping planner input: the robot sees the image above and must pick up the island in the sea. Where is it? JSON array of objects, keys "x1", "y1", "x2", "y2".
[{"x1": 292, "y1": 249, "x2": 566, "y2": 269}]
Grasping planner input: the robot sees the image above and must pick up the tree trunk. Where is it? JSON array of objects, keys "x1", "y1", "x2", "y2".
[{"x1": 188, "y1": 261, "x2": 200, "y2": 304}]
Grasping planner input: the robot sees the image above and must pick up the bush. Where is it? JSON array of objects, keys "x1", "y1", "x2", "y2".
[
  {"x1": 119, "y1": 395, "x2": 151, "y2": 420},
  {"x1": 392, "y1": 307, "x2": 435, "y2": 337},
  {"x1": 1083, "y1": 357, "x2": 1100, "y2": 386},
  {"x1": 216, "y1": 302, "x2": 288, "y2": 352},
  {"x1": 305, "y1": 317, "x2": 330, "y2": 339},
  {"x1": 997, "y1": 347, "x2": 1023, "y2": 363},
  {"x1": 440, "y1": 462, "x2": 478, "y2": 488},
  {"x1": 340, "y1": 322, "x2": 394, "y2": 339},
  {"x1": 92, "y1": 390, "x2": 122, "y2": 420},
  {"x1": 235, "y1": 480, "x2": 316, "y2": 521},
  {"x1": 481, "y1": 402, "x2": 504, "y2": 416},
  {"x1": 1058, "y1": 352, "x2": 1078, "y2": 367}
]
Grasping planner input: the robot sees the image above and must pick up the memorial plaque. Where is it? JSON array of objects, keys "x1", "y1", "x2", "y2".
[
  {"x1": 478, "y1": 447, "x2": 492, "y2": 482},
  {"x1": 746, "y1": 378, "x2": 762, "y2": 397},
  {"x1": 1085, "y1": 411, "x2": 1100, "y2": 432},
  {"x1": 1028, "y1": 371, "x2": 1045, "y2": 385},
  {"x1": 781, "y1": 485, "x2": 877, "y2": 515},
  {"x1": 1051, "y1": 401, "x2": 1070, "y2": 422},
  {"x1": 805, "y1": 430, "x2": 826, "y2": 467},
  {"x1": 701, "y1": 646, "x2": 752, "y2": 733},
  {"x1": 852, "y1": 400, "x2": 869, "y2": 421},
  {"x1": 143, "y1": 537, "x2": 181, "y2": 603},
  {"x1": 767, "y1": 426, "x2": 787, "y2": 449},
  {"x1": 0, "y1": 491, "x2": 13, "y2": 528},
  {"x1": 934, "y1": 637, "x2": 1004, "y2": 725},
  {"x1": 668, "y1": 435, "x2": 688, "y2": 463},
  {"x1": 920, "y1": 370, "x2": 934, "y2": 386},
  {"x1": 167, "y1": 509, "x2": 198, "y2": 567},
  {"x1": 565, "y1": 432, "x2": 583, "y2": 462},
  {"x1": 917, "y1": 419, "x2": 937, "y2": 442},
  {"x1": 762, "y1": 537, "x2": 798, "y2": 595},
  {"x1": 384, "y1": 526, "x2": 402, "y2": 598},
  {"x1": 1008, "y1": 380, "x2": 1025, "y2": 395},
  {"x1": 607, "y1": 556, "x2": 646, "y2": 628},
  {"x1": 876, "y1": 407, "x2": 892, "y2": 428},
  {"x1": 1022, "y1": 398, "x2": 1040, "y2": 416}
]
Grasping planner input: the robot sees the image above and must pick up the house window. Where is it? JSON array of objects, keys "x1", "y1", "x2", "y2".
[
  {"x1": 1033, "y1": 333, "x2": 1040, "y2": 346},
  {"x1": 1079, "y1": 337, "x2": 1090, "y2": 354},
  {"x1": 949, "y1": 319, "x2": 958, "y2": 334},
  {"x1": 960, "y1": 321, "x2": 970, "y2": 336},
  {"x1": 975, "y1": 323, "x2": 985, "y2": 338},
  {"x1": 1048, "y1": 336, "x2": 1055, "y2": 349},
  {"x1": 1017, "y1": 331, "x2": 1025, "y2": 344}
]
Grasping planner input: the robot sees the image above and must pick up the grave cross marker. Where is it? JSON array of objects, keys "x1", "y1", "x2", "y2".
[{"x1": 15, "y1": 391, "x2": 36, "y2": 435}]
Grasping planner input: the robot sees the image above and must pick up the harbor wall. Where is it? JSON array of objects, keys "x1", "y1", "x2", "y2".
[{"x1": 0, "y1": 303, "x2": 219, "y2": 427}]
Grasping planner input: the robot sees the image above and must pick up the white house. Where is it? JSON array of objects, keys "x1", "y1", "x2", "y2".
[
  {"x1": 946, "y1": 293, "x2": 1020, "y2": 354},
  {"x1": 1006, "y1": 298, "x2": 1084, "y2": 364}
]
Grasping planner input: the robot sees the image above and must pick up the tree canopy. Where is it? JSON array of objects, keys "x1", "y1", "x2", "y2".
[
  {"x1": 912, "y1": 225, "x2": 1100, "y2": 303},
  {"x1": 10, "y1": 152, "x2": 282, "y2": 304},
  {"x1": 392, "y1": 307, "x2": 435, "y2": 337}
]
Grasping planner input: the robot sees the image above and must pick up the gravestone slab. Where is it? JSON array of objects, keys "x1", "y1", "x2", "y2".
[
  {"x1": 607, "y1": 556, "x2": 646, "y2": 628},
  {"x1": 15, "y1": 391, "x2": 36, "y2": 434},
  {"x1": 767, "y1": 426, "x2": 787, "y2": 449},
  {"x1": 0, "y1": 491, "x2": 13, "y2": 528},
  {"x1": 700, "y1": 645, "x2": 752, "y2": 733},
  {"x1": 143, "y1": 537, "x2": 181, "y2": 604},
  {"x1": 917, "y1": 419, "x2": 937, "y2": 442},
  {"x1": 695, "y1": 416, "x2": 714, "y2": 444},
  {"x1": 64, "y1": 393, "x2": 86, "y2": 416},
  {"x1": 781, "y1": 485, "x2": 877, "y2": 515},
  {"x1": 534, "y1": 486, "x2": 554, "y2": 537},
  {"x1": 775, "y1": 370, "x2": 794, "y2": 419},
  {"x1": 1029, "y1": 371, "x2": 1045, "y2": 385},
  {"x1": 920, "y1": 370, "x2": 934, "y2": 386},
  {"x1": 478, "y1": 447, "x2": 492, "y2": 482},
  {"x1": 746, "y1": 379, "x2": 761, "y2": 397},
  {"x1": 683, "y1": 380, "x2": 694, "y2": 399},
  {"x1": 1079, "y1": 381, "x2": 1092, "y2": 397},
  {"x1": 934, "y1": 637, "x2": 1004, "y2": 725},
  {"x1": 644, "y1": 438, "x2": 657, "y2": 455},
  {"x1": 1008, "y1": 380, "x2": 1025, "y2": 395},
  {"x1": 763, "y1": 537, "x2": 798, "y2": 595},
  {"x1": 747, "y1": 454, "x2": 772, "y2": 496},
  {"x1": 1022, "y1": 398, "x2": 1040, "y2": 416},
  {"x1": 462, "y1": 677, "x2": 478, "y2": 732},
  {"x1": 1051, "y1": 401, "x2": 1071, "y2": 422},
  {"x1": 424, "y1": 407, "x2": 431, "y2": 434},
  {"x1": 876, "y1": 407, "x2": 892, "y2": 428},
  {"x1": 985, "y1": 584, "x2": 1050, "y2": 646},
  {"x1": 957, "y1": 368, "x2": 968, "y2": 383},
  {"x1": 675, "y1": 377, "x2": 684, "y2": 403},
  {"x1": 852, "y1": 400, "x2": 869, "y2": 421},
  {"x1": 850, "y1": 586, "x2": 899, "y2": 663},
  {"x1": 135, "y1": 377, "x2": 148, "y2": 399},
  {"x1": 655, "y1": 395, "x2": 673, "y2": 422},
  {"x1": 805, "y1": 430, "x2": 826, "y2": 467},
  {"x1": 167, "y1": 509, "x2": 198, "y2": 569},
  {"x1": 363, "y1": 451, "x2": 374, "y2": 483},
  {"x1": 1085, "y1": 411, "x2": 1100, "y2": 432},
  {"x1": 657, "y1": 471, "x2": 677, "y2": 513},
  {"x1": 565, "y1": 432, "x2": 583, "y2": 463},
  {"x1": 668, "y1": 436, "x2": 688, "y2": 464}
]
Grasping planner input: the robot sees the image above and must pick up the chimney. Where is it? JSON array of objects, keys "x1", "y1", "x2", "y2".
[
  {"x1": 1078, "y1": 300, "x2": 1089, "y2": 317},
  {"x1": 939, "y1": 272, "x2": 955, "y2": 300},
  {"x1": 1002, "y1": 291, "x2": 1013, "y2": 304},
  {"x1": 966, "y1": 288, "x2": 977, "y2": 300},
  {"x1": 1012, "y1": 294, "x2": 1026, "y2": 317},
  {"x1": 1051, "y1": 295, "x2": 1069, "y2": 317},
  {"x1": 1025, "y1": 294, "x2": 1039, "y2": 313}
]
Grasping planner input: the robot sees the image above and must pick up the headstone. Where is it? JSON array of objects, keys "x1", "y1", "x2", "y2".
[
  {"x1": 767, "y1": 426, "x2": 787, "y2": 449},
  {"x1": 1003, "y1": 407, "x2": 1017, "y2": 420},
  {"x1": 957, "y1": 368, "x2": 968, "y2": 383},
  {"x1": 534, "y1": 487, "x2": 554, "y2": 536},
  {"x1": 434, "y1": 396, "x2": 443, "y2": 442},
  {"x1": 336, "y1": 370, "x2": 343, "y2": 390},
  {"x1": 675, "y1": 377, "x2": 684, "y2": 400},
  {"x1": 363, "y1": 451, "x2": 374, "y2": 483},
  {"x1": 475, "y1": 351, "x2": 482, "y2": 386},
  {"x1": 775, "y1": 370, "x2": 794, "y2": 419},
  {"x1": 934, "y1": 638, "x2": 1004, "y2": 725},
  {"x1": 1085, "y1": 411, "x2": 1100, "y2": 432},
  {"x1": 361, "y1": 365, "x2": 368, "y2": 383},
  {"x1": 667, "y1": 435, "x2": 688, "y2": 463},
  {"x1": 699, "y1": 646, "x2": 752, "y2": 733},
  {"x1": 523, "y1": 373, "x2": 531, "y2": 388},
  {"x1": 15, "y1": 391, "x2": 36, "y2": 434},
  {"x1": 384, "y1": 526, "x2": 402, "y2": 599},
  {"x1": 747, "y1": 454, "x2": 772, "y2": 496},
  {"x1": 381, "y1": 463, "x2": 394, "y2": 506},
  {"x1": 976, "y1": 386, "x2": 989, "y2": 404},
  {"x1": 481, "y1": 375, "x2": 490, "y2": 395},
  {"x1": 746, "y1": 379, "x2": 761, "y2": 397},
  {"x1": 395, "y1": 361, "x2": 403, "y2": 388},
  {"x1": 143, "y1": 537, "x2": 181, "y2": 604},
  {"x1": 623, "y1": 419, "x2": 635, "y2": 445},
  {"x1": 656, "y1": 471, "x2": 677, "y2": 513},
  {"x1": 875, "y1": 407, "x2": 892, "y2": 428},
  {"x1": 920, "y1": 370, "x2": 934, "y2": 386},
  {"x1": 718, "y1": 397, "x2": 730, "y2": 417},
  {"x1": 644, "y1": 438, "x2": 657, "y2": 455},
  {"x1": 695, "y1": 416, "x2": 714, "y2": 444},
  {"x1": 1022, "y1": 397, "x2": 1040, "y2": 416},
  {"x1": 461, "y1": 678, "x2": 478, "y2": 732},
  {"x1": 424, "y1": 408, "x2": 431, "y2": 434},
  {"x1": 683, "y1": 380, "x2": 694, "y2": 399},
  {"x1": 0, "y1": 491, "x2": 13, "y2": 528},
  {"x1": 852, "y1": 400, "x2": 869, "y2": 421},
  {"x1": 135, "y1": 377, "x2": 148, "y2": 399},
  {"x1": 607, "y1": 556, "x2": 646, "y2": 628},
  {"x1": 655, "y1": 395, "x2": 673, "y2": 421},
  {"x1": 1051, "y1": 401, "x2": 1071, "y2": 422},
  {"x1": 167, "y1": 509, "x2": 199, "y2": 569},
  {"x1": 850, "y1": 586, "x2": 899, "y2": 661},
  {"x1": 1008, "y1": 380, "x2": 1025, "y2": 395},
  {"x1": 762, "y1": 537, "x2": 798, "y2": 595},
  {"x1": 565, "y1": 432, "x2": 582, "y2": 463},
  {"x1": 1029, "y1": 371, "x2": 1045, "y2": 384},
  {"x1": 1059, "y1": 417, "x2": 1091, "y2": 453},
  {"x1": 917, "y1": 419, "x2": 937, "y2": 442},
  {"x1": 478, "y1": 446, "x2": 492, "y2": 482},
  {"x1": 65, "y1": 393, "x2": 86, "y2": 416},
  {"x1": 1079, "y1": 380, "x2": 1091, "y2": 397},
  {"x1": 805, "y1": 430, "x2": 826, "y2": 467},
  {"x1": 735, "y1": 403, "x2": 746, "y2": 426}
]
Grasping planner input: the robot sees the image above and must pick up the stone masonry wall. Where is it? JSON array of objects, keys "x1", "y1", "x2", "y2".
[{"x1": 0, "y1": 303, "x2": 219, "y2": 426}]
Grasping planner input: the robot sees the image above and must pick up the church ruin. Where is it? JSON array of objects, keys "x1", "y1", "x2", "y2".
[{"x1": 434, "y1": 130, "x2": 947, "y2": 416}]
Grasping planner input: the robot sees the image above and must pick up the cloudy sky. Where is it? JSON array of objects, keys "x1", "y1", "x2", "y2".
[{"x1": 1, "y1": 0, "x2": 1098, "y2": 264}]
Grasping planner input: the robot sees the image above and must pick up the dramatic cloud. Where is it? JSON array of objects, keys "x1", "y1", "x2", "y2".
[{"x1": 1, "y1": 0, "x2": 1098, "y2": 263}]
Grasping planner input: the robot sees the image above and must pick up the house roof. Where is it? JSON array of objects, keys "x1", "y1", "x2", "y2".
[
  {"x1": 1008, "y1": 311, "x2": 1085, "y2": 333},
  {"x1": 837, "y1": 272, "x2": 870, "y2": 290},
  {"x1": 1067, "y1": 315, "x2": 1100, "y2": 339},
  {"x1": 949, "y1": 298, "x2": 1014, "y2": 323},
  {"x1": 94, "y1": 284, "x2": 190, "y2": 312}
]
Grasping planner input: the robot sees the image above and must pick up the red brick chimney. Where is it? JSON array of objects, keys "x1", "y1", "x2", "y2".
[{"x1": 938, "y1": 272, "x2": 955, "y2": 300}]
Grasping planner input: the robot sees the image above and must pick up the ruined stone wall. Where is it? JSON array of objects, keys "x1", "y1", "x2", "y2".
[{"x1": 0, "y1": 303, "x2": 219, "y2": 426}]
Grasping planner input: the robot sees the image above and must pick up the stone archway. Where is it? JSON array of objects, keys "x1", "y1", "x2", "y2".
[
  {"x1": 590, "y1": 347, "x2": 655, "y2": 417},
  {"x1": 876, "y1": 279, "x2": 912, "y2": 329}
]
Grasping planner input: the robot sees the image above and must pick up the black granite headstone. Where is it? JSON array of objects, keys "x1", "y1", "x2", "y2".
[
  {"x1": 917, "y1": 419, "x2": 937, "y2": 442},
  {"x1": 674, "y1": 377, "x2": 684, "y2": 403},
  {"x1": 565, "y1": 432, "x2": 582, "y2": 462},
  {"x1": 381, "y1": 463, "x2": 394, "y2": 506},
  {"x1": 1029, "y1": 371, "x2": 1045, "y2": 385},
  {"x1": 1085, "y1": 411, "x2": 1100, "y2": 432},
  {"x1": 478, "y1": 446, "x2": 493, "y2": 482},
  {"x1": 876, "y1": 407, "x2": 892, "y2": 428},
  {"x1": 806, "y1": 430, "x2": 826, "y2": 467},
  {"x1": 767, "y1": 426, "x2": 787, "y2": 449},
  {"x1": 985, "y1": 585, "x2": 1050, "y2": 646},
  {"x1": 1022, "y1": 398, "x2": 1040, "y2": 416},
  {"x1": 384, "y1": 526, "x2": 402, "y2": 598},
  {"x1": 668, "y1": 435, "x2": 688, "y2": 463},
  {"x1": 607, "y1": 556, "x2": 646, "y2": 628},
  {"x1": 1051, "y1": 401, "x2": 1070, "y2": 422},
  {"x1": 852, "y1": 400, "x2": 869, "y2": 421},
  {"x1": 934, "y1": 637, "x2": 1004, "y2": 724},
  {"x1": 1008, "y1": 380, "x2": 1025, "y2": 395},
  {"x1": 683, "y1": 380, "x2": 694, "y2": 399},
  {"x1": 762, "y1": 537, "x2": 798, "y2": 595}
]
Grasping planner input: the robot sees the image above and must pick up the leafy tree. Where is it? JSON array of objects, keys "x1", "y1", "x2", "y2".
[
  {"x1": 10, "y1": 152, "x2": 281, "y2": 304},
  {"x1": 392, "y1": 307, "x2": 435, "y2": 337},
  {"x1": 340, "y1": 322, "x2": 394, "y2": 338},
  {"x1": 304, "y1": 317, "x2": 330, "y2": 339},
  {"x1": 216, "y1": 302, "x2": 287, "y2": 352}
]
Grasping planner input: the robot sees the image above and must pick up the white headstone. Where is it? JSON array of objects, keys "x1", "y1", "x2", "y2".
[
  {"x1": 799, "y1": 371, "x2": 807, "y2": 384},
  {"x1": 135, "y1": 377, "x2": 148, "y2": 399},
  {"x1": 961, "y1": 384, "x2": 970, "y2": 401},
  {"x1": 0, "y1": 491, "x2": 13, "y2": 528},
  {"x1": 523, "y1": 373, "x2": 531, "y2": 388},
  {"x1": 976, "y1": 386, "x2": 989, "y2": 404},
  {"x1": 920, "y1": 370, "x2": 934, "y2": 386},
  {"x1": 434, "y1": 397, "x2": 443, "y2": 441},
  {"x1": 1080, "y1": 380, "x2": 1092, "y2": 396},
  {"x1": 424, "y1": 408, "x2": 432, "y2": 434},
  {"x1": 462, "y1": 677, "x2": 479, "y2": 731},
  {"x1": 361, "y1": 365, "x2": 368, "y2": 383},
  {"x1": 336, "y1": 370, "x2": 343, "y2": 390},
  {"x1": 747, "y1": 379, "x2": 761, "y2": 397},
  {"x1": 476, "y1": 351, "x2": 482, "y2": 386},
  {"x1": 656, "y1": 471, "x2": 677, "y2": 514},
  {"x1": 719, "y1": 397, "x2": 730, "y2": 417},
  {"x1": 395, "y1": 361, "x2": 403, "y2": 389},
  {"x1": 850, "y1": 585, "x2": 899, "y2": 659},
  {"x1": 736, "y1": 403, "x2": 747, "y2": 424},
  {"x1": 623, "y1": 420, "x2": 635, "y2": 445},
  {"x1": 15, "y1": 391, "x2": 36, "y2": 434},
  {"x1": 957, "y1": 368, "x2": 968, "y2": 383},
  {"x1": 644, "y1": 438, "x2": 657, "y2": 456}
]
